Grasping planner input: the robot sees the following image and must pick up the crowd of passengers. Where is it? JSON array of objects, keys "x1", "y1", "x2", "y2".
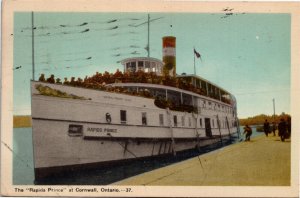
[{"x1": 38, "y1": 69, "x2": 231, "y2": 104}]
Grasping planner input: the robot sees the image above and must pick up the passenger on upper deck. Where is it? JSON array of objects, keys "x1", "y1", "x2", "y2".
[
  {"x1": 39, "y1": 74, "x2": 45, "y2": 82},
  {"x1": 46, "y1": 74, "x2": 55, "y2": 84}
]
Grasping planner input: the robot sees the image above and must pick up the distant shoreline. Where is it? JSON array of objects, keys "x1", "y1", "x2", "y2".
[
  {"x1": 13, "y1": 114, "x2": 289, "y2": 128},
  {"x1": 13, "y1": 116, "x2": 32, "y2": 128}
]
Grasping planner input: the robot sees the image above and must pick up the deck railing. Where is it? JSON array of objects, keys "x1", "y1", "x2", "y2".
[{"x1": 38, "y1": 70, "x2": 232, "y2": 105}]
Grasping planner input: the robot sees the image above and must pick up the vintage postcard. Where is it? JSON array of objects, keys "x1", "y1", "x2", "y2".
[{"x1": 1, "y1": 0, "x2": 300, "y2": 197}]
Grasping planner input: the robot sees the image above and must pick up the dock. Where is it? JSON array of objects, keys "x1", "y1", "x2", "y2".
[{"x1": 114, "y1": 135, "x2": 291, "y2": 186}]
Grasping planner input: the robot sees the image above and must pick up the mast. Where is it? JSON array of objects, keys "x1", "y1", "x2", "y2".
[
  {"x1": 273, "y1": 98, "x2": 276, "y2": 121},
  {"x1": 147, "y1": 14, "x2": 150, "y2": 57},
  {"x1": 193, "y1": 47, "x2": 196, "y2": 75},
  {"x1": 31, "y1": 11, "x2": 35, "y2": 80}
]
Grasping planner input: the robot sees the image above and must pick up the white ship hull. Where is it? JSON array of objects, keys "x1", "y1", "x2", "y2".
[{"x1": 31, "y1": 81, "x2": 238, "y2": 179}]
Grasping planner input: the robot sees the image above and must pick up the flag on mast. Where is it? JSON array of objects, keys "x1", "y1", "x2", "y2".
[{"x1": 194, "y1": 48, "x2": 202, "y2": 60}]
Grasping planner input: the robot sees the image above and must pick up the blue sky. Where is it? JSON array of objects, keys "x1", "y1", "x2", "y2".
[{"x1": 13, "y1": 12, "x2": 291, "y2": 118}]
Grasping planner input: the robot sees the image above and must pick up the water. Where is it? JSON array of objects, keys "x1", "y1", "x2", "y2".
[
  {"x1": 13, "y1": 128, "x2": 35, "y2": 185},
  {"x1": 13, "y1": 127, "x2": 261, "y2": 185}
]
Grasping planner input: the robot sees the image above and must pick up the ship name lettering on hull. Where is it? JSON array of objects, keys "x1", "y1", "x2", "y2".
[
  {"x1": 103, "y1": 95, "x2": 131, "y2": 101},
  {"x1": 87, "y1": 127, "x2": 117, "y2": 133}
]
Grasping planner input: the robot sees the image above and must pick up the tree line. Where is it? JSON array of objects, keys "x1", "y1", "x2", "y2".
[{"x1": 239, "y1": 113, "x2": 291, "y2": 126}]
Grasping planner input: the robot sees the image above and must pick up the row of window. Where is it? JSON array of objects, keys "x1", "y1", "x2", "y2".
[
  {"x1": 119, "y1": 86, "x2": 235, "y2": 116},
  {"x1": 178, "y1": 76, "x2": 233, "y2": 103},
  {"x1": 119, "y1": 110, "x2": 236, "y2": 128},
  {"x1": 126, "y1": 61, "x2": 162, "y2": 73}
]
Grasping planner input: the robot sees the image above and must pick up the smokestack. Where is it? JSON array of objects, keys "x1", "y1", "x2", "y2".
[{"x1": 162, "y1": 36, "x2": 176, "y2": 77}]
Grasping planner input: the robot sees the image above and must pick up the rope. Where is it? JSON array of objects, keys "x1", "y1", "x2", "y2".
[{"x1": 107, "y1": 134, "x2": 137, "y2": 158}]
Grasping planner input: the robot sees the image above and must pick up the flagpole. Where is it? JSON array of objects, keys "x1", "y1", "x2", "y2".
[
  {"x1": 31, "y1": 11, "x2": 35, "y2": 80},
  {"x1": 193, "y1": 47, "x2": 196, "y2": 75},
  {"x1": 273, "y1": 98, "x2": 276, "y2": 122}
]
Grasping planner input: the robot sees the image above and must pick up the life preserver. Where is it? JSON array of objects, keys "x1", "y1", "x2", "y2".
[{"x1": 106, "y1": 113, "x2": 111, "y2": 123}]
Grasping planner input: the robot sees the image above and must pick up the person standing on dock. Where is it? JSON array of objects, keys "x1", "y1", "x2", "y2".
[
  {"x1": 287, "y1": 117, "x2": 291, "y2": 138},
  {"x1": 243, "y1": 125, "x2": 252, "y2": 141},
  {"x1": 278, "y1": 118, "x2": 287, "y2": 142},
  {"x1": 272, "y1": 122, "x2": 277, "y2": 136},
  {"x1": 263, "y1": 119, "x2": 270, "y2": 137}
]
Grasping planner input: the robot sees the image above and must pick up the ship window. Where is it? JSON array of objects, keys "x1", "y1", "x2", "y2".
[
  {"x1": 128, "y1": 62, "x2": 136, "y2": 72},
  {"x1": 182, "y1": 93, "x2": 193, "y2": 106},
  {"x1": 181, "y1": 116, "x2": 185, "y2": 127},
  {"x1": 157, "y1": 65, "x2": 162, "y2": 73},
  {"x1": 196, "y1": 79, "x2": 200, "y2": 88},
  {"x1": 138, "y1": 61, "x2": 144, "y2": 71},
  {"x1": 138, "y1": 61, "x2": 144, "y2": 67},
  {"x1": 189, "y1": 117, "x2": 192, "y2": 127},
  {"x1": 120, "y1": 110, "x2": 127, "y2": 124},
  {"x1": 168, "y1": 90, "x2": 181, "y2": 106},
  {"x1": 173, "y1": 115, "x2": 177, "y2": 127},
  {"x1": 151, "y1": 62, "x2": 156, "y2": 68},
  {"x1": 145, "y1": 61, "x2": 150, "y2": 68},
  {"x1": 199, "y1": 118, "x2": 202, "y2": 128},
  {"x1": 159, "y1": 114, "x2": 164, "y2": 126},
  {"x1": 142, "y1": 112, "x2": 147, "y2": 125},
  {"x1": 154, "y1": 88, "x2": 166, "y2": 100},
  {"x1": 201, "y1": 81, "x2": 206, "y2": 91}
]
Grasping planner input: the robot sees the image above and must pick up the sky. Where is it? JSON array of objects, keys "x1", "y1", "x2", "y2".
[{"x1": 13, "y1": 12, "x2": 291, "y2": 118}]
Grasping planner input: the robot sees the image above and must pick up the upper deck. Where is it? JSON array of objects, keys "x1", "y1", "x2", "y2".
[
  {"x1": 108, "y1": 82, "x2": 236, "y2": 116},
  {"x1": 177, "y1": 74, "x2": 235, "y2": 105},
  {"x1": 120, "y1": 57, "x2": 235, "y2": 105},
  {"x1": 38, "y1": 56, "x2": 236, "y2": 113}
]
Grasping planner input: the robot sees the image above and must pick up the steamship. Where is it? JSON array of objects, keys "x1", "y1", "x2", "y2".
[{"x1": 31, "y1": 36, "x2": 239, "y2": 179}]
